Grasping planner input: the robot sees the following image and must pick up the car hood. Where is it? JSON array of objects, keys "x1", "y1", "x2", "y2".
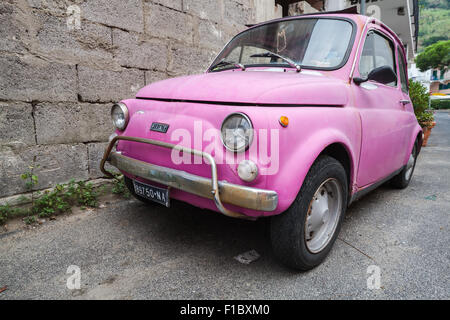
[{"x1": 136, "y1": 70, "x2": 349, "y2": 106}]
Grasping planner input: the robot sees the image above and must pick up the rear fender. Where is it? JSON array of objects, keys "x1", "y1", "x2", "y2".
[{"x1": 403, "y1": 124, "x2": 423, "y2": 164}]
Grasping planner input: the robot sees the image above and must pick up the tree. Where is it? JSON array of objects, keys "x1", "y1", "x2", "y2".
[
  {"x1": 415, "y1": 40, "x2": 450, "y2": 72},
  {"x1": 422, "y1": 35, "x2": 448, "y2": 47}
]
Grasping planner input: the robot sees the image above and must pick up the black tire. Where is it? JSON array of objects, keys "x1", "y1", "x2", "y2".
[
  {"x1": 270, "y1": 155, "x2": 348, "y2": 271},
  {"x1": 390, "y1": 140, "x2": 418, "y2": 189},
  {"x1": 123, "y1": 176, "x2": 156, "y2": 205}
]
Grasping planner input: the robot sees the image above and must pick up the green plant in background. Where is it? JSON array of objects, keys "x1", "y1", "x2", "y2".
[
  {"x1": 409, "y1": 79, "x2": 435, "y2": 127},
  {"x1": 73, "y1": 180, "x2": 99, "y2": 207},
  {"x1": 33, "y1": 180, "x2": 98, "y2": 218},
  {"x1": 430, "y1": 99, "x2": 450, "y2": 109},
  {"x1": 20, "y1": 168, "x2": 38, "y2": 190},
  {"x1": 20, "y1": 164, "x2": 39, "y2": 222},
  {"x1": 24, "y1": 215, "x2": 37, "y2": 225},
  {"x1": 416, "y1": 111, "x2": 435, "y2": 124},
  {"x1": 112, "y1": 174, "x2": 130, "y2": 198},
  {"x1": 0, "y1": 205, "x2": 13, "y2": 225},
  {"x1": 0, "y1": 205, "x2": 29, "y2": 225},
  {"x1": 21, "y1": 164, "x2": 39, "y2": 205},
  {"x1": 416, "y1": 40, "x2": 450, "y2": 72},
  {"x1": 32, "y1": 184, "x2": 71, "y2": 218},
  {"x1": 2, "y1": 171, "x2": 129, "y2": 226},
  {"x1": 7, "y1": 174, "x2": 100, "y2": 225},
  {"x1": 418, "y1": 0, "x2": 450, "y2": 52}
]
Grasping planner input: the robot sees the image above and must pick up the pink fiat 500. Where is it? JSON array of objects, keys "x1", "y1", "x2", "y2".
[{"x1": 101, "y1": 12, "x2": 422, "y2": 270}]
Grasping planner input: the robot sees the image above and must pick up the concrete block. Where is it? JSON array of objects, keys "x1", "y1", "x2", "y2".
[
  {"x1": 0, "y1": 54, "x2": 77, "y2": 102},
  {"x1": 0, "y1": 143, "x2": 88, "y2": 197},
  {"x1": 34, "y1": 11, "x2": 114, "y2": 66},
  {"x1": 224, "y1": 0, "x2": 253, "y2": 27},
  {"x1": 151, "y1": 0, "x2": 183, "y2": 11},
  {"x1": 34, "y1": 102, "x2": 113, "y2": 145},
  {"x1": 80, "y1": 0, "x2": 144, "y2": 33},
  {"x1": 0, "y1": 102, "x2": 35, "y2": 148},
  {"x1": 183, "y1": 0, "x2": 222, "y2": 23},
  {"x1": 169, "y1": 44, "x2": 216, "y2": 76},
  {"x1": 145, "y1": 71, "x2": 170, "y2": 85},
  {"x1": 113, "y1": 29, "x2": 168, "y2": 71},
  {"x1": 0, "y1": 1, "x2": 27, "y2": 53},
  {"x1": 33, "y1": 143, "x2": 89, "y2": 191},
  {"x1": 78, "y1": 66, "x2": 145, "y2": 102},
  {"x1": 198, "y1": 19, "x2": 227, "y2": 50},
  {"x1": 145, "y1": 3, "x2": 194, "y2": 43}
]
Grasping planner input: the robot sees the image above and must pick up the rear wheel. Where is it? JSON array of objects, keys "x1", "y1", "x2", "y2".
[
  {"x1": 123, "y1": 176, "x2": 156, "y2": 205},
  {"x1": 390, "y1": 141, "x2": 418, "y2": 189},
  {"x1": 270, "y1": 155, "x2": 348, "y2": 270}
]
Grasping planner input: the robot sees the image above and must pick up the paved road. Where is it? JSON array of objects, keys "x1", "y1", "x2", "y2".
[{"x1": 1, "y1": 112, "x2": 449, "y2": 300}]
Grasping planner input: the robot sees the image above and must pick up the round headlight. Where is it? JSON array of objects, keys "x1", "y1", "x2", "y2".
[
  {"x1": 221, "y1": 113, "x2": 254, "y2": 152},
  {"x1": 111, "y1": 102, "x2": 129, "y2": 131}
]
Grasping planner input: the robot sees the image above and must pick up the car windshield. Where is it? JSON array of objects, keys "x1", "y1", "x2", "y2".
[{"x1": 211, "y1": 18, "x2": 354, "y2": 71}]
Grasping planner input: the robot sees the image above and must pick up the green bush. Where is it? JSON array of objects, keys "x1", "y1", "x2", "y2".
[
  {"x1": 0, "y1": 205, "x2": 29, "y2": 225},
  {"x1": 0, "y1": 178, "x2": 101, "y2": 225},
  {"x1": 112, "y1": 174, "x2": 130, "y2": 198},
  {"x1": 431, "y1": 99, "x2": 450, "y2": 109},
  {"x1": 409, "y1": 79, "x2": 434, "y2": 126},
  {"x1": 409, "y1": 79, "x2": 430, "y2": 115},
  {"x1": 31, "y1": 180, "x2": 98, "y2": 218}
]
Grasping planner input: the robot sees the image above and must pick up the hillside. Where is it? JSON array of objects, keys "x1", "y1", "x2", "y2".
[{"x1": 418, "y1": 0, "x2": 450, "y2": 51}]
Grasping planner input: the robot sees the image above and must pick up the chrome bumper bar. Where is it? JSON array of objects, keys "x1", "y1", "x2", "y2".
[{"x1": 100, "y1": 136, "x2": 278, "y2": 219}]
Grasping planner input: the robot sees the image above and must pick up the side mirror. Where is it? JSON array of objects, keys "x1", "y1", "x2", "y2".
[{"x1": 354, "y1": 66, "x2": 397, "y2": 85}]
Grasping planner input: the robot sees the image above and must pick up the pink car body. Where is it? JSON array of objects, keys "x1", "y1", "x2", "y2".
[{"x1": 102, "y1": 13, "x2": 422, "y2": 220}]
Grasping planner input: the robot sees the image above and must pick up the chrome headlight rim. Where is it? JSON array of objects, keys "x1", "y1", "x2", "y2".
[
  {"x1": 220, "y1": 112, "x2": 254, "y2": 153},
  {"x1": 111, "y1": 102, "x2": 129, "y2": 131}
]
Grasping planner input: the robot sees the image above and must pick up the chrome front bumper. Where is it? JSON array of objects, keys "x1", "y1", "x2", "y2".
[{"x1": 100, "y1": 136, "x2": 278, "y2": 219}]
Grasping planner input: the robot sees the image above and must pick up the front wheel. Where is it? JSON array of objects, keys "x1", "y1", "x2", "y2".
[{"x1": 270, "y1": 155, "x2": 348, "y2": 271}]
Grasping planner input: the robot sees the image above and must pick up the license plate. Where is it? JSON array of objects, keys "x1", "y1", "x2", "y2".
[{"x1": 132, "y1": 180, "x2": 170, "y2": 207}]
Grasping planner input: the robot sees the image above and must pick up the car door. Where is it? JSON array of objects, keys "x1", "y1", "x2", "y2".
[
  {"x1": 396, "y1": 45, "x2": 418, "y2": 149},
  {"x1": 354, "y1": 29, "x2": 408, "y2": 187}
]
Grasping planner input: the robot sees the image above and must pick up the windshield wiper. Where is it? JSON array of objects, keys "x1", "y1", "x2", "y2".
[
  {"x1": 250, "y1": 51, "x2": 301, "y2": 72},
  {"x1": 210, "y1": 60, "x2": 246, "y2": 72}
]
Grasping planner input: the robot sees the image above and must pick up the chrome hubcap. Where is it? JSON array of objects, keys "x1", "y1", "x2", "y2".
[
  {"x1": 405, "y1": 145, "x2": 416, "y2": 181},
  {"x1": 305, "y1": 178, "x2": 343, "y2": 253}
]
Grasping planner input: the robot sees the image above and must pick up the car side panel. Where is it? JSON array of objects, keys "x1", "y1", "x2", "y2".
[{"x1": 259, "y1": 106, "x2": 361, "y2": 215}]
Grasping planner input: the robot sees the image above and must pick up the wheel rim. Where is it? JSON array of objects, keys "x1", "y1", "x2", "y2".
[
  {"x1": 405, "y1": 145, "x2": 416, "y2": 181},
  {"x1": 305, "y1": 178, "x2": 343, "y2": 254}
]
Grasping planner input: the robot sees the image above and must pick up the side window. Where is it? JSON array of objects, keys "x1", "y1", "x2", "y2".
[
  {"x1": 397, "y1": 47, "x2": 408, "y2": 93},
  {"x1": 359, "y1": 31, "x2": 397, "y2": 86}
]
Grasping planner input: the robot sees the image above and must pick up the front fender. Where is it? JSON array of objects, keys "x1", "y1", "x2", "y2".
[{"x1": 265, "y1": 108, "x2": 361, "y2": 215}]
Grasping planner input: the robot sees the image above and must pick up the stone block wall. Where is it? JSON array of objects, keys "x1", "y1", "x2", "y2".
[{"x1": 0, "y1": 0, "x2": 257, "y2": 199}]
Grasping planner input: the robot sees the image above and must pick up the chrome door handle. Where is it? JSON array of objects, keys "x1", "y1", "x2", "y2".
[{"x1": 400, "y1": 99, "x2": 410, "y2": 105}]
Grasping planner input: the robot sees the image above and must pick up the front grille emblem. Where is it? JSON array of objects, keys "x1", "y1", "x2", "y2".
[{"x1": 150, "y1": 122, "x2": 169, "y2": 133}]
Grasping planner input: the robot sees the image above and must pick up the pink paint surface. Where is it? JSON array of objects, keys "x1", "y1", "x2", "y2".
[{"x1": 115, "y1": 14, "x2": 422, "y2": 218}]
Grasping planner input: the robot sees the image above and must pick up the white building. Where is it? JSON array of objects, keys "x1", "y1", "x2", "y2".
[{"x1": 408, "y1": 62, "x2": 432, "y2": 91}]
